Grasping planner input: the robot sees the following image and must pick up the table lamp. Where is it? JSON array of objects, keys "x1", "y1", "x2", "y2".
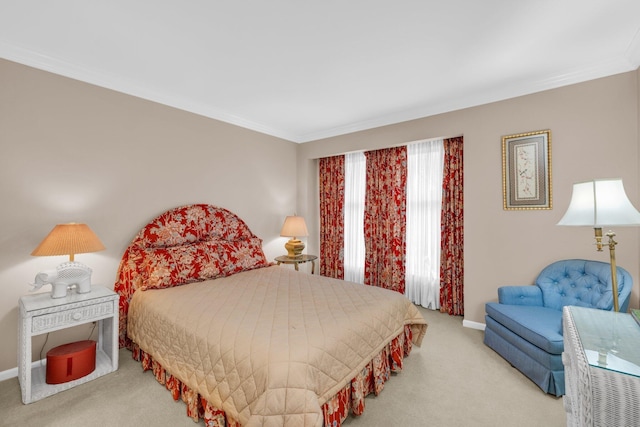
[
  {"x1": 31, "y1": 223, "x2": 105, "y2": 297},
  {"x1": 280, "y1": 215, "x2": 308, "y2": 258},
  {"x1": 557, "y1": 179, "x2": 640, "y2": 311}
]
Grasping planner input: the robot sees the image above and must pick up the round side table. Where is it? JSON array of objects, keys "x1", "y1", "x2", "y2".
[{"x1": 275, "y1": 254, "x2": 317, "y2": 274}]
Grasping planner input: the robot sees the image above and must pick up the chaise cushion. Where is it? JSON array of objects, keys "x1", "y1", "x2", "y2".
[
  {"x1": 485, "y1": 302, "x2": 563, "y2": 355},
  {"x1": 484, "y1": 317, "x2": 565, "y2": 371}
]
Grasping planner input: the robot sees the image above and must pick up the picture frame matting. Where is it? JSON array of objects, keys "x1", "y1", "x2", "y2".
[{"x1": 502, "y1": 129, "x2": 552, "y2": 210}]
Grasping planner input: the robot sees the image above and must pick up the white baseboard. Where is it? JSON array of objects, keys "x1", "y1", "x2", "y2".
[
  {"x1": 463, "y1": 319, "x2": 486, "y2": 331},
  {"x1": 0, "y1": 359, "x2": 46, "y2": 382}
]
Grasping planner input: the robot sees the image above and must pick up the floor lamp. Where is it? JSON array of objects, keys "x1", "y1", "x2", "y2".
[{"x1": 557, "y1": 179, "x2": 640, "y2": 312}]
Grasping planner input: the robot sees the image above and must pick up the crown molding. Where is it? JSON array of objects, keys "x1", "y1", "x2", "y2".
[
  {"x1": 0, "y1": 41, "x2": 300, "y2": 143},
  {"x1": 296, "y1": 56, "x2": 637, "y2": 143},
  {"x1": 2, "y1": 40, "x2": 637, "y2": 145}
]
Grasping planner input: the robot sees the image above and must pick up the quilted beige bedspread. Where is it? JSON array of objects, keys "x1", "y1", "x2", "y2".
[{"x1": 128, "y1": 265, "x2": 427, "y2": 426}]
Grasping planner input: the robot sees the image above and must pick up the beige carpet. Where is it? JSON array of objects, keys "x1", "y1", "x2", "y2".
[{"x1": 0, "y1": 307, "x2": 565, "y2": 427}]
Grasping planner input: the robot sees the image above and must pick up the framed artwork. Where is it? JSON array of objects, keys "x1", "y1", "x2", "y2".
[{"x1": 502, "y1": 129, "x2": 552, "y2": 210}]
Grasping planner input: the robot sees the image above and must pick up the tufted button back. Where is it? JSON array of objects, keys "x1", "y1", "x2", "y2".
[{"x1": 536, "y1": 259, "x2": 632, "y2": 311}]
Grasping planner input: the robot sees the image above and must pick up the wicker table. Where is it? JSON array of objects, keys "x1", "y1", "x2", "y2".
[
  {"x1": 562, "y1": 306, "x2": 640, "y2": 426},
  {"x1": 18, "y1": 286, "x2": 119, "y2": 404}
]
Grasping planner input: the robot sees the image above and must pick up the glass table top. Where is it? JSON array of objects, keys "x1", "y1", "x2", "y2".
[{"x1": 568, "y1": 306, "x2": 640, "y2": 378}]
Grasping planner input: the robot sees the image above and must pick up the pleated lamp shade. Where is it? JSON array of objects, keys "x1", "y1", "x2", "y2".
[{"x1": 31, "y1": 223, "x2": 105, "y2": 261}]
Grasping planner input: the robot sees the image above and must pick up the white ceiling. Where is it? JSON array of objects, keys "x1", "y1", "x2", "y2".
[{"x1": 2, "y1": 1, "x2": 640, "y2": 143}]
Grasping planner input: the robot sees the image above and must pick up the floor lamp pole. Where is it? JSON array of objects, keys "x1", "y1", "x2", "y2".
[{"x1": 604, "y1": 230, "x2": 620, "y2": 312}]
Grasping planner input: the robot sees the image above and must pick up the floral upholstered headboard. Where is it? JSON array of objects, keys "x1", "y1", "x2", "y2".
[{"x1": 114, "y1": 204, "x2": 268, "y2": 348}]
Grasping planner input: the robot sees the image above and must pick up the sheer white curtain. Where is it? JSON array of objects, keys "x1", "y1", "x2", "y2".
[
  {"x1": 406, "y1": 139, "x2": 444, "y2": 309},
  {"x1": 344, "y1": 151, "x2": 366, "y2": 284},
  {"x1": 342, "y1": 142, "x2": 444, "y2": 299}
]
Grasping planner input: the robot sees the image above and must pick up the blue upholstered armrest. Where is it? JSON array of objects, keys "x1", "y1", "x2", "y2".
[{"x1": 498, "y1": 285, "x2": 543, "y2": 306}]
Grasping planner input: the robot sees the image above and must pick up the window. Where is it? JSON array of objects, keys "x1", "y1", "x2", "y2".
[
  {"x1": 405, "y1": 139, "x2": 444, "y2": 309},
  {"x1": 342, "y1": 139, "x2": 444, "y2": 308},
  {"x1": 344, "y1": 151, "x2": 366, "y2": 283}
]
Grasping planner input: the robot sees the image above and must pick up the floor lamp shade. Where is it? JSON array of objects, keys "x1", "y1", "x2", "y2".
[{"x1": 557, "y1": 179, "x2": 640, "y2": 227}]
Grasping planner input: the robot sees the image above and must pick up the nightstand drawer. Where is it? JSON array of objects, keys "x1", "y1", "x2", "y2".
[{"x1": 32, "y1": 301, "x2": 115, "y2": 333}]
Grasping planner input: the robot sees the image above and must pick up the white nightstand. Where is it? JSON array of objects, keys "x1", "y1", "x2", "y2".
[{"x1": 18, "y1": 285, "x2": 119, "y2": 404}]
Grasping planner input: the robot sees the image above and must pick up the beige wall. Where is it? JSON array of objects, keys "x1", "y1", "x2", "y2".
[
  {"x1": 2, "y1": 57, "x2": 639, "y2": 374},
  {"x1": 297, "y1": 70, "x2": 640, "y2": 327},
  {"x1": 0, "y1": 59, "x2": 297, "y2": 373}
]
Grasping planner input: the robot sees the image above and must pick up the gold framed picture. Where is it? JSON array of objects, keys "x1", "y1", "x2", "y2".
[{"x1": 502, "y1": 130, "x2": 552, "y2": 210}]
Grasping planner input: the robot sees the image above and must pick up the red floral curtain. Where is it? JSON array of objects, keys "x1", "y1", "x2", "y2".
[
  {"x1": 363, "y1": 147, "x2": 407, "y2": 294},
  {"x1": 439, "y1": 136, "x2": 464, "y2": 315},
  {"x1": 319, "y1": 156, "x2": 345, "y2": 279}
]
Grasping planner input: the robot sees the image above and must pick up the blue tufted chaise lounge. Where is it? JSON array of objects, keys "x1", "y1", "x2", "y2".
[{"x1": 483, "y1": 259, "x2": 632, "y2": 396}]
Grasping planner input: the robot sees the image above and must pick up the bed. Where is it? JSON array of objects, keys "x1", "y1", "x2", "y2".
[{"x1": 114, "y1": 204, "x2": 427, "y2": 426}]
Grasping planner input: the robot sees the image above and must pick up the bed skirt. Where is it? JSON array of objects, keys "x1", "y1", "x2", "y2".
[{"x1": 131, "y1": 324, "x2": 415, "y2": 426}]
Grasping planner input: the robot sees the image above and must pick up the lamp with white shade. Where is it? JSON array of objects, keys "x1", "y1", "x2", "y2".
[
  {"x1": 557, "y1": 179, "x2": 640, "y2": 311},
  {"x1": 280, "y1": 215, "x2": 308, "y2": 259}
]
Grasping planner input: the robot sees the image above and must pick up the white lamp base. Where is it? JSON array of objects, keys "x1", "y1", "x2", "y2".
[{"x1": 31, "y1": 262, "x2": 93, "y2": 299}]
